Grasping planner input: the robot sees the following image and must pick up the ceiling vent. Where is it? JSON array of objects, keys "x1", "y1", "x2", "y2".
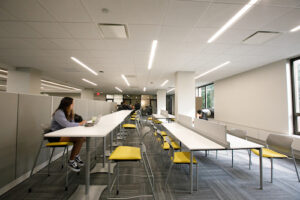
[
  {"x1": 98, "y1": 23, "x2": 128, "y2": 39},
  {"x1": 242, "y1": 31, "x2": 280, "y2": 45}
]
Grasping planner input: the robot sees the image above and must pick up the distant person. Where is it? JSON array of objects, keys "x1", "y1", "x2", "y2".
[
  {"x1": 135, "y1": 102, "x2": 141, "y2": 110},
  {"x1": 50, "y1": 97, "x2": 86, "y2": 172}
]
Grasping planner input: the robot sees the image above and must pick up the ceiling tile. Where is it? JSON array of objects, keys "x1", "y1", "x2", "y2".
[
  {"x1": 39, "y1": 0, "x2": 92, "y2": 22},
  {"x1": 128, "y1": 24, "x2": 161, "y2": 41},
  {"x1": 0, "y1": 22, "x2": 42, "y2": 38},
  {"x1": 77, "y1": 39, "x2": 107, "y2": 50},
  {"x1": 0, "y1": 0, "x2": 55, "y2": 21},
  {"x1": 24, "y1": 39, "x2": 60, "y2": 50},
  {"x1": 62, "y1": 23, "x2": 101, "y2": 39},
  {"x1": 27, "y1": 22, "x2": 72, "y2": 38},
  {"x1": 163, "y1": 1, "x2": 210, "y2": 27},
  {"x1": 51, "y1": 39, "x2": 82, "y2": 49}
]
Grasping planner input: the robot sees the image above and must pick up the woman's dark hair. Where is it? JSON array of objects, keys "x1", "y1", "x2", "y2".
[{"x1": 54, "y1": 97, "x2": 74, "y2": 121}]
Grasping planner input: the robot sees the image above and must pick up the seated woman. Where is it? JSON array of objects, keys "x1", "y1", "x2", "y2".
[{"x1": 51, "y1": 97, "x2": 86, "y2": 172}]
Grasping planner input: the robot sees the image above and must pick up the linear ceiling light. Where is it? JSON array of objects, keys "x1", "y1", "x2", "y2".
[
  {"x1": 207, "y1": 0, "x2": 258, "y2": 43},
  {"x1": 161, "y1": 80, "x2": 169, "y2": 87},
  {"x1": 194, "y1": 61, "x2": 230, "y2": 79},
  {"x1": 41, "y1": 83, "x2": 72, "y2": 91},
  {"x1": 148, "y1": 40, "x2": 158, "y2": 70},
  {"x1": 167, "y1": 88, "x2": 175, "y2": 93},
  {"x1": 115, "y1": 87, "x2": 123, "y2": 92},
  {"x1": 0, "y1": 74, "x2": 7, "y2": 79},
  {"x1": 290, "y1": 25, "x2": 300, "y2": 32},
  {"x1": 121, "y1": 74, "x2": 130, "y2": 86},
  {"x1": 41, "y1": 80, "x2": 81, "y2": 90},
  {"x1": 143, "y1": 87, "x2": 146, "y2": 92},
  {"x1": 0, "y1": 69, "x2": 7, "y2": 73},
  {"x1": 82, "y1": 78, "x2": 97, "y2": 86},
  {"x1": 0, "y1": 85, "x2": 6, "y2": 87},
  {"x1": 71, "y1": 57, "x2": 98, "y2": 76}
]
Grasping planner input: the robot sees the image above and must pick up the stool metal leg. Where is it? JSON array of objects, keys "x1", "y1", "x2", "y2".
[
  {"x1": 232, "y1": 150, "x2": 234, "y2": 168},
  {"x1": 61, "y1": 146, "x2": 66, "y2": 169},
  {"x1": 292, "y1": 149, "x2": 300, "y2": 182},
  {"x1": 116, "y1": 162, "x2": 119, "y2": 195},
  {"x1": 248, "y1": 149, "x2": 252, "y2": 170},
  {"x1": 28, "y1": 139, "x2": 43, "y2": 193},
  {"x1": 65, "y1": 147, "x2": 69, "y2": 191},
  {"x1": 48, "y1": 148, "x2": 55, "y2": 176},
  {"x1": 270, "y1": 158, "x2": 273, "y2": 183},
  {"x1": 196, "y1": 163, "x2": 198, "y2": 191},
  {"x1": 165, "y1": 163, "x2": 174, "y2": 187}
]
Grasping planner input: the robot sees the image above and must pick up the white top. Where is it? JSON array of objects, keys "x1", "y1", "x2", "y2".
[
  {"x1": 153, "y1": 114, "x2": 175, "y2": 119},
  {"x1": 163, "y1": 123, "x2": 225, "y2": 151},
  {"x1": 227, "y1": 134, "x2": 263, "y2": 149},
  {"x1": 45, "y1": 110, "x2": 132, "y2": 138}
]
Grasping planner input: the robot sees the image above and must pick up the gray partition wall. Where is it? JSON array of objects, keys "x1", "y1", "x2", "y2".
[
  {"x1": 0, "y1": 92, "x2": 18, "y2": 188},
  {"x1": 0, "y1": 92, "x2": 117, "y2": 192},
  {"x1": 16, "y1": 94, "x2": 52, "y2": 178}
]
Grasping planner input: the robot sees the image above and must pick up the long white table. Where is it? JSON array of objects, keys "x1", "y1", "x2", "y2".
[
  {"x1": 152, "y1": 114, "x2": 175, "y2": 123},
  {"x1": 163, "y1": 122, "x2": 263, "y2": 194},
  {"x1": 45, "y1": 110, "x2": 132, "y2": 200}
]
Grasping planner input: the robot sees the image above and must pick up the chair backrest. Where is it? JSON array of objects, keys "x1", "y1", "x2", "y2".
[
  {"x1": 266, "y1": 133, "x2": 294, "y2": 156},
  {"x1": 227, "y1": 129, "x2": 247, "y2": 139},
  {"x1": 156, "y1": 130, "x2": 165, "y2": 146},
  {"x1": 41, "y1": 123, "x2": 51, "y2": 139}
]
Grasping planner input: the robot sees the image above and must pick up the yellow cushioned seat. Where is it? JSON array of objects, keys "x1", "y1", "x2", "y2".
[
  {"x1": 251, "y1": 148, "x2": 287, "y2": 158},
  {"x1": 162, "y1": 141, "x2": 181, "y2": 150},
  {"x1": 148, "y1": 117, "x2": 152, "y2": 120},
  {"x1": 171, "y1": 118, "x2": 175, "y2": 121},
  {"x1": 130, "y1": 117, "x2": 136, "y2": 120},
  {"x1": 123, "y1": 124, "x2": 137, "y2": 129},
  {"x1": 109, "y1": 146, "x2": 141, "y2": 161},
  {"x1": 46, "y1": 142, "x2": 73, "y2": 147},
  {"x1": 160, "y1": 131, "x2": 167, "y2": 136},
  {"x1": 173, "y1": 152, "x2": 197, "y2": 164},
  {"x1": 154, "y1": 120, "x2": 162, "y2": 124}
]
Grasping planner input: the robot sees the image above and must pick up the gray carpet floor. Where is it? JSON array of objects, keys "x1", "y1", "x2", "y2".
[{"x1": 1, "y1": 124, "x2": 300, "y2": 200}]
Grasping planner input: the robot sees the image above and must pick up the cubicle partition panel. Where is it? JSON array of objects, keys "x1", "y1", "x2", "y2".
[
  {"x1": 177, "y1": 114, "x2": 193, "y2": 129},
  {"x1": 0, "y1": 92, "x2": 118, "y2": 193},
  {"x1": 194, "y1": 118, "x2": 229, "y2": 148},
  {"x1": 16, "y1": 94, "x2": 52, "y2": 178},
  {"x1": 0, "y1": 93, "x2": 18, "y2": 188},
  {"x1": 74, "y1": 99, "x2": 89, "y2": 120}
]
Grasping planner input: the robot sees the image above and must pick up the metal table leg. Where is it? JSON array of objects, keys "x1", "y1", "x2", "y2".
[
  {"x1": 103, "y1": 137, "x2": 106, "y2": 168},
  {"x1": 190, "y1": 151, "x2": 193, "y2": 194},
  {"x1": 259, "y1": 148, "x2": 263, "y2": 189},
  {"x1": 85, "y1": 137, "x2": 91, "y2": 194}
]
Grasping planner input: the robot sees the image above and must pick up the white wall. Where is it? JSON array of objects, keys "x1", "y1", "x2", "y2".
[
  {"x1": 214, "y1": 60, "x2": 290, "y2": 134},
  {"x1": 175, "y1": 71, "x2": 195, "y2": 118},
  {"x1": 157, "y1": 89, "x2": 166, "y2": 114}
]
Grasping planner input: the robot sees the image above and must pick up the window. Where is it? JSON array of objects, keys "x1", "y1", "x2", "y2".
[
  {"x1": 291, "y1": 57, "x2": 300, "y2": 135},
  {"x1": 196, "y1": 83, "x2": 214, "y2": 109}
]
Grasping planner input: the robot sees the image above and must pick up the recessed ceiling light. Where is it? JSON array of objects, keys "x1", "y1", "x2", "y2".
[
  {"x1": 167, "y1": 88, "x2": 175, "y2": 93},
  {"x1": 143, "y1": 87, "x2": 146, "y2": 92},
  {"x1": 148, "y1": 40, "x2": 158, "y2": 70},
  {"x1": 161, "y1": 80, "x2": 169, "y2": 87},
  {"x1": 82, "y1": 78, "x2": 97, "y2": 86},
  {"x1": 115, "y1": 87, "x2": 123, "y2": 92},
  {"x1": 41, "y1": 80, "x2": 81, "y2": 90},
  {"x1": 121, "y1": 74, "x2": 130, "y2": 86},
  {"x1": 207, "y1": 0, "x2": 258, "y2": 43},
  {"x1": 194, "y1": 61, "x2": 230, "y2": 79},
  {"x1": 290, "y1": 25, "x2": 300, "y2": 32},
  {"x1": 71, "y1": 57, "x2": 98, "y2": 76}
]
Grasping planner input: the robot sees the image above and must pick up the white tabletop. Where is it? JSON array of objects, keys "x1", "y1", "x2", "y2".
[
  {"x1": 227, "y1": 134, "x2": 263, "y2": 149},
  {"x1": 163, "y1": 123, "x2": 225, "y2": 151},
  {"x1": 153, "y1": 114, "x2": 175, "y2": 119},
  {"x1": 45, "y1": 110, "x2": 132, "y2": 138}
]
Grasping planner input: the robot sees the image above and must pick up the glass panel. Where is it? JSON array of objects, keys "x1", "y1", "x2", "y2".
[
  {"x1": 206, "y1": 84, "x2": 214, "y2": 109},
  {"x1": 293, "y1": 59, "x2": 300, "y2": 113},
  {"x1": 201, "y1": 87, "x2": 206, "y2": 108},
  {"x1": 297, "y1": 116, "x2": 300, "y2": 132}
]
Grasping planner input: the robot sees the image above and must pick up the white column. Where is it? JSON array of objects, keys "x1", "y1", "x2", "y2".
[
  {"x1": 7, "y1": 67, "x2": 41, "y2": 95},
  {"x1": 81, "y1": 88, "x2": 94, "y2": 100},
  {"x1": 175, "y1": 71, "x2": 195, "y2": 118},
  {"x1": 156, "y1": 89, "x2": 166, "y2": 114}
]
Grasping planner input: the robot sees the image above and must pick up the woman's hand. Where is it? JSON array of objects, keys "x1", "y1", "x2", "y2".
[{"x1": 79, "y1": 120, "x2": 87, "y2": 126}]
